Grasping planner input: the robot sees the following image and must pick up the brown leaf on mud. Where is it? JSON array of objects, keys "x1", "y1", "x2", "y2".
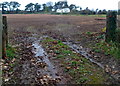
[
  {"x1": 36, "y1": 62, "x2": 47, "y2": 68},
  {"x1": 66, "y1": 66, "x2": 71, "y2": 69},
  {"x1": 105, "y1": 65, "x2": 112, "y2": 73},
  {"x1": 52, "y1": 41, "x2": 58, "y2": 44},
  {"x1": 11, "y1": 58, "x2": 16, "y2": 63},
  {"x1": 72, "y1": 51, "x2": 77, "y2": 54},
  {"x1": 5, "y1": 57, "x2": 9, "y2": 59},
  {"x1": 94, "y1": 55, "x2": 98, "y2": 58},
  {"x1": 112, "y1": 71, "x2": 119, "y2": 75},
  {"x1": 30, "y1": 58, "x2": 36, "y2": 64},
  {"x1": 37, "y1": 75, "x2": 60, "y2": 85},
  {"x1": 4, "y1": 78, "x2": 10, "y2": 82},
  {"x1": 53, "y1": 54, "x2": 57, "y2": 57}
]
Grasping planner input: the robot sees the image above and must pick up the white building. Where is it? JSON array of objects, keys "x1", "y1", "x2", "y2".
[{"x1": 56, "y1": 8, "x2": 70, "y2": 13}]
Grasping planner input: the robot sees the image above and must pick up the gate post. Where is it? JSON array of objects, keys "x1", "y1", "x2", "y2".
[
  {"x1": 0, "y1": 11, "x2": 2, "y2": 58},
  {"x1": 3, "y1": 16, "x2": 8, "y2": 46},
  {"x1": 0, "y1": 10, "x2": 2, "y2": 86},
  {"x1": 2, "y1": 16, "x2": 7, "y2": 59},
  {"x1": 105, "y1": 11, "x2": 117, "y2": 42}
]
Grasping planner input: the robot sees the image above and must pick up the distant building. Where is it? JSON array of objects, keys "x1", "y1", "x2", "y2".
[
  {"x1": 56, "y1": 8, "x2": 70, "y2": 13},
  {"x1": 52, "y1": 0, "x2": 70, "y2": 13}
]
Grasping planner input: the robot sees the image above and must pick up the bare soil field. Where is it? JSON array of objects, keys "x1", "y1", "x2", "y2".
[
  {"x1": 6, "y1": 14, "x2": 106, "y2": 46},
  {"x1": 6, "y1": 14, "x2": 105, "y2": 33},
  {"x1": 2, "y1": 14, "x2": 120, "y2": 85}
]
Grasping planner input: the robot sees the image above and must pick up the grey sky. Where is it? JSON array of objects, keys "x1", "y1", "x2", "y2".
[{"x1": 0, "y1": 0, "x2": 120, "y2": 10}]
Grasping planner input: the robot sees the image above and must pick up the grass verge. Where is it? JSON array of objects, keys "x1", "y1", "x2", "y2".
[
  {"x1": 6, "y1": 44, "x2": 16, "y2": 60},
  {"x1": 2, "y1": 44, "x2": 17, "y2": 83},
  {"x1": 93, "y1": 40, "x2": 120, "y2": 59},
  {"x1": 91, "y1": 31, "x2": 120, "y2": 59}
]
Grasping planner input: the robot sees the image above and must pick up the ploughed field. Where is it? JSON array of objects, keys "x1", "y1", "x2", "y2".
[
  {"x1": 3, "y1": 14, "x2": 119, "y2": 85},
  {"x1": 6, "y1": 14, "x2": 106, "y2": 47},
  {"x1": 6, "y1": 14, "x2": 105, "y2": 33}
]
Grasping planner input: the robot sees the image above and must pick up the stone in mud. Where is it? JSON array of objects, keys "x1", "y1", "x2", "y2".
[{"x1": 3, "y1": 65, "x2": 8, "y2": 69}]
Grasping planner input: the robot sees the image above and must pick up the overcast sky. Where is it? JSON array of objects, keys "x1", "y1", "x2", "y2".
[{"x1": 0, "y1": 0, "x2": 120, "y2": 10}]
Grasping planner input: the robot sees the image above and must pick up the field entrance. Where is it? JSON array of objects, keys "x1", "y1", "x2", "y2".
[{"x1": 2, "y1": 14, "x2": 120, "y2": 84}]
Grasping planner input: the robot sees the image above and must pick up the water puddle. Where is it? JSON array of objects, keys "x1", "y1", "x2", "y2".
[
  {"x1": 31, "y1": 35, "x2": 106, "y2": 84},
  {"x1": 63, "y1": 42, "x2": 104, "y2": 69},
  {"x1": 33, "y1": 42, "x2": 44, "y2": 57},
  {"x1": 32, "y1": 38, "x2": 60, "y2": 84},
  {"x1": 31, "y1": 35, "x2": 119, "y2": 84},
  {"x1": 35, "y1": 35, "x2": 104, "y2": 69}
]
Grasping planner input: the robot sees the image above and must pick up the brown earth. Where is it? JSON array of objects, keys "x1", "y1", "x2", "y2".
[
  {"x1": 5, "y1": 14, "x2": 105, "y2": 33},
  {"x1": 2, "y1": 14, "x2": 120, "y2": 84},
  {"x1": 6, "y1": 14, "x2": 106, "y2": 46}
]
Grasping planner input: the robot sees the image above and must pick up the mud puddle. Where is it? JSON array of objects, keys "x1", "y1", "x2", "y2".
[
  {"x1": 41, "y1": 35, "x2": 104, "y2": 69},
  {"x1": 32, "y1": 37, "x2": 61, "y2": 85},
  {"x1": 63, "y1": 42, "x2": 104, "y2": 69}
]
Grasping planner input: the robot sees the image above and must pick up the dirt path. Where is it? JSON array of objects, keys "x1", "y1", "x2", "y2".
[{"x1": 5, "y1": 28, "x2": 71, "y2": 85}]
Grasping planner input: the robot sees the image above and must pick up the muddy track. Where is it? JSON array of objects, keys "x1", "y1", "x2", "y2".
[
  {"x1": 3, "y1": 28, "x2": 119, "y2": 85},
  {"x1": 6, "y1": 29, "x2": 71, "y2": 85}
]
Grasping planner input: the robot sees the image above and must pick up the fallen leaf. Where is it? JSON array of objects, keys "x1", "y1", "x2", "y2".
[{"x1": 66, "y1": 67, "x2": 71, "y2": 69}]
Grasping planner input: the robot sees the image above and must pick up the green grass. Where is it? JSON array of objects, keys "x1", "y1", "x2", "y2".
[
  {"x1": 41, "y1": 37, "x2": 110, "y2": 84},
  {"x1": 6, "y1": 44, "x2": 16, "y2": 60},
  {"x1": 67, "y1": 14, "x2": 106, "y2": 17},
  {"x1": 85, "y1": 31, "x2": 93, "y2": 35},
  {"x1": 22, "y1": 12, "x2": 106, "y2": 17},
  {"x1": 88, "y1": 15, "x2": 106, "y2": 17},
  {"x1": 93, "y1": 40, "x2": 120, "y2": 59},
  {"x1": 2, "y1": 44, "x2": 17, "y2": 83},
  {"x1": 85, "y1": 29, "x2": 120, "y2": 59}
]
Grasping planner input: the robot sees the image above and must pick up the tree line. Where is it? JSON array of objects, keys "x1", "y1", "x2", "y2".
[{"x1": 0, "y1": 1, "x2": 108, "y2": 14}]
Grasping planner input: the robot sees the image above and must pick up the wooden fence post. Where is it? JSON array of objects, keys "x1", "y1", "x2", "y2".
[
  {"x1": 105, "y1": 11, "x2": 117, "y2": 42},
  {"x1": 3, "y1": 16, "x2": 8, "y2": 46},
  {"x1": 2, "y1": 16, "x2": 8, "y2": 59},
  {"x1": 0, "y1": 11, "x2": 2, "y2": 59},
  {"x1": 2, "y1": 18, "x2": 6, "y2": 59},
  {"x1": 0, "y1": 10, "x2": 3, "y2": 86}
]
